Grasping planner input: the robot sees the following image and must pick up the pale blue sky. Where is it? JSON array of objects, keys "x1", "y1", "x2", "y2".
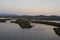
[{"x1": 0, "y1": 0, "x2": 60, "y2": 15}]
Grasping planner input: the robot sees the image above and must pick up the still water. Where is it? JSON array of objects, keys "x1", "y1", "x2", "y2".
[{"x1": 0, "y1": 22, "x2": 60, "y2": 40}]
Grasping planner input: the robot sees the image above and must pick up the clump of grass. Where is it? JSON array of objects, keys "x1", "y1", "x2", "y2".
[{"x1": 15, "y1": 18, "x2": 32, "y2": 28}]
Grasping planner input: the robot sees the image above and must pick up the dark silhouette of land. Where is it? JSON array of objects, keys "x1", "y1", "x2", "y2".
[{"x1": 0, "y1": 14, "x2": 60, "y2": 20}]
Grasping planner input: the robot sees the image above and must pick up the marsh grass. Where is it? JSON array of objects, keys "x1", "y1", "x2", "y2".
[
  {"x1": 31, "y1": 20, "x2": 60, "y2": 27},
  {"x1": 54, "y1": 28, "x2": 60, "y2": 36},
  {"x1": 0, "y1": 19, "x2": 6, "y2": 22},
  {"x1": 15, "y1": 18, "x2": 32, "y2": 28}
]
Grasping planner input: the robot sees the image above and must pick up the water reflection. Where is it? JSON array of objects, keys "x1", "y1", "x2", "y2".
[
  {"x1": 0, "y1": 23, "x2": 60, "y2": 40},
  {"x1": 53, "y1": 28, "x2": 60, "y2": 36}
]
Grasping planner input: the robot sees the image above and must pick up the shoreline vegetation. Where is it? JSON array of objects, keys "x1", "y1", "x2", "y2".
[
  {"x1": 0, "y1": 19, "x2": 6, "y2": 22},
  {"x1": 31, "y1": 20, "x2": 60, "y2": 27},
  {"x1": 0, "y1": 19, "x2": 11, "y2": 22},
  {"x1": 54, "y1": 28, "x2": 60, "y2": 36},
  {"x1": 11, "y1": 18, "x2": 32, "y2": 29}
]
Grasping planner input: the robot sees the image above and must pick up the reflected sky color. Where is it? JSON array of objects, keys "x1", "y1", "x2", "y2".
[{"x1": 0, "y1": 0, "x2": 60, "y2": 15}]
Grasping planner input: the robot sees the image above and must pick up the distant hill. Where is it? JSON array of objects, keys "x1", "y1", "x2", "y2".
[
  {"x1": 19, "y1": 15, "x2": 60, "y2": 20},
  {"x1": 0, "y1": 14, "x2": 18, "y2": 16},
  {"x1": 0, "y1": 13, "x2": 60, "y2": 20},
  {"x1": 0, "y1": 14, "x2": 19, "y2": 18}
]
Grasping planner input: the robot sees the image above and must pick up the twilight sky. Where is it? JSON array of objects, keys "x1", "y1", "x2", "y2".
[{"x1": 0, "y1": 0, "x2": 60, "y2": 15}]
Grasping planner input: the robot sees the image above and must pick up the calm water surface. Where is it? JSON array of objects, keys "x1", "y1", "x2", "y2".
[{"x1": 0, "y1": 22, "x2": 60, "y2": 40}]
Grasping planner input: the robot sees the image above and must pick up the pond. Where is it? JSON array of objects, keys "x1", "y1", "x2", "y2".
[{"x1": 0, "y1": 22, "x2": 60, "y2": 40}]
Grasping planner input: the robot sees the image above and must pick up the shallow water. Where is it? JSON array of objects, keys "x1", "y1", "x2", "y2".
[{"x1": 0, "y1": 22, "x2": 60, "y2": 40}]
